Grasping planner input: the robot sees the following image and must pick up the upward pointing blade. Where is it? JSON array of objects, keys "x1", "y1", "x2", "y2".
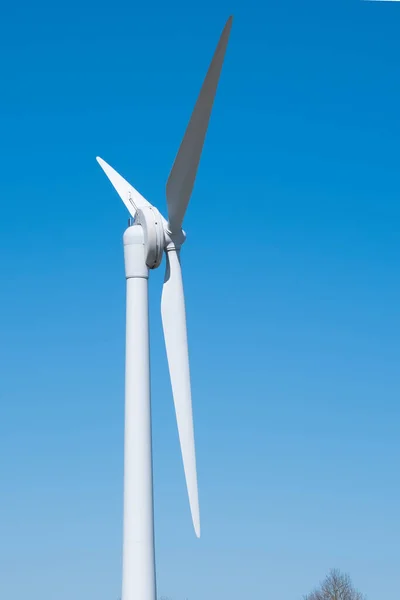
[
  {"x1": 166, "y1": 17, "x2": 233, "y2": 233},
  {"x1": 161, "y1": 249, "x2": 200, "y2": 537},
  {"x1": 96, "y1": 156, "x2": 151, "y2": 216}
]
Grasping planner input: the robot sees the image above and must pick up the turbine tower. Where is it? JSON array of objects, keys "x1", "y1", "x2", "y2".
[{"x1": 96, "y1": 17, "x2": 233, "y2": 600}]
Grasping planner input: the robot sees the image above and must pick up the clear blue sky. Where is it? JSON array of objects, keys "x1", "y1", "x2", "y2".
[{"x1": 0, "y1": 0, "x2": 399, "y2": 599}]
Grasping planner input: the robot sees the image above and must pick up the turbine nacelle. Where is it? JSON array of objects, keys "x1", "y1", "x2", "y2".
[
  {"x1": 134, "y1": 205, "x2": 165, "y2": 269},
  {"x1": 129, "y1": 204, "x2": 188, "y2": 268}
]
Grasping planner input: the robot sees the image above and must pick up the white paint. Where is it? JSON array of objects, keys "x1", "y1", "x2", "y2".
[
  {"x1": 122, "y1": 225, "x2": 156, "y2": 600},
  {"x1": 161, "y1": 248, "x2": 200, "y2": 537},
  {"x1": 96, "y1": 157, "x2": 151, "y2": 216},
  {"x1": 166, "y1": 17, "x2": 233, "y2": 234},
  {"x1": 96, "y1": 16, "x2": 233, "y2": 600}
]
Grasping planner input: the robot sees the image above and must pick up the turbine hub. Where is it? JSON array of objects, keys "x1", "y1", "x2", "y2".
[{"x1": 163, "y1": 226, "x2": 186, "y2": 251}]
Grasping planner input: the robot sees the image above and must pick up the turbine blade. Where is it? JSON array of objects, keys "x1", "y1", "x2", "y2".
[
  {"x1": 161, "y1": 249, "x2": 200, "y2": 537},
  {"x1": 166, "y1": 16, "x2": 233, "y2": 233},
  {"x1": 96, "y1": 156, "x2": 151, "y2": 216}
]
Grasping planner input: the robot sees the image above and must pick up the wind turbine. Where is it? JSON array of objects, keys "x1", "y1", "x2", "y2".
[{"x1": 96, "y1": 16, "x2": 233, "y2": 600}]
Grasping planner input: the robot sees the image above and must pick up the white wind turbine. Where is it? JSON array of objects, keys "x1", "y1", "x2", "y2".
[{"x1": 96, "y1": 17, "x2": 233, "y2": 600}]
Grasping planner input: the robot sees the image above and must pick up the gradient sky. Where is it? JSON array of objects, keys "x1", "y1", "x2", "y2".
[{"x1": 1, "y1": 0, "x2": 399, "y2": 599}]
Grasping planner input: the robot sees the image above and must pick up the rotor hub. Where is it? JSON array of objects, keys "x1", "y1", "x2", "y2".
[{"x1": 163, "y1": 227, "x2": 186, "y2": 251}]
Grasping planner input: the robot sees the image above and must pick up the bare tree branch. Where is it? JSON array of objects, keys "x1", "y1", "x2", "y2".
[{"x1": 304, "y1": 569, "x2": 366, "y2": 600}]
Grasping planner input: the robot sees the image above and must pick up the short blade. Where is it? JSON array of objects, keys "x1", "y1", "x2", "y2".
[
  {"x1": 161, "y1": 249, "x2": 200, "y2": 537},
  {"x1": 96, "y1": 156, "x2": 151, "y2": 216},
  {"x1": 166, "y1": 16, "x2": 233, "y2": 233}
]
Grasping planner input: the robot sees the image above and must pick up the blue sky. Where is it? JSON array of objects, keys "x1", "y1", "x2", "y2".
[{"x1": 0, "y1": 0, "x2": 399, "y2": 599}]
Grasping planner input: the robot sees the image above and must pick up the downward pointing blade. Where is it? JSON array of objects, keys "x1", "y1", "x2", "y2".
[
  {"x1": 161, "y1": 249, "x2": 200, "y2": 537},
  {"x1": 166, "y1": 16, "x2": 233, "y2": 233},
  {"x1": 96, "y1": 156, "x2": 151, "y2": 216}
]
